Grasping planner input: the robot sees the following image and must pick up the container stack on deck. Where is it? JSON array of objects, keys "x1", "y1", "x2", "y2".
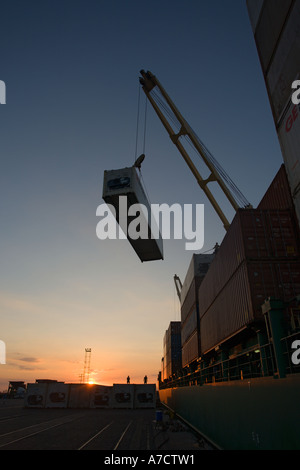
[
  {"x1": 160, "y1": 164, "x2": 300, "y2": 385},
  {"x1": 180, "y1": 254, "x2": 214, "y2": 368},
  {"x1": 162, "y1": 321, "x2": 182, "y2": 381},
  {"x1": 199, "y1": 166, "x2": 300, "y2": 355}
]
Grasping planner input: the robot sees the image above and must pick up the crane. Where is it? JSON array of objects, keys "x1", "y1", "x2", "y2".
[
  {"x1": 139, "y1": 70, "x2": 251, "y2": 231},
  {"x1": 173, "y1": 274, "x2": 182, "y2": 301}
]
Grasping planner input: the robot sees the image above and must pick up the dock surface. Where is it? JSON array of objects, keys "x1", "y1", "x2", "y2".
[{"x1": 0, "y1": 399, "x2": 213, "y2": 451}]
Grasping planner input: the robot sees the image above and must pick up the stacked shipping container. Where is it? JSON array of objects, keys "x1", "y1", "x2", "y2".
[
  {"x1": 180, "y1": 254, "x2": 214, "y2": 367},
  {"x1": 258, "y1": 165, "x2": 294, "y2": 211},
  {"x1": 198, "y1": 167, "x2": 300, "y2": 355},
  {"x1": 162, "y1": 322, "x2": 182, "y2": 379},
  {"x1": 247, "y1": 0, "x2": 300, "y2": 227}
]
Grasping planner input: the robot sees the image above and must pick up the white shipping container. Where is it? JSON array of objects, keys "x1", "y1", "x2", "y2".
[
  {"x1": 278, "y1": 100, "x2": 300, "y2": 224},
  {"x1": 112, "y1": 384, "x2": 134, "y2": 408},
  {"x1": 45, "y1": 382, "x2": 69, "y2": 408},
  {"x1": 134, "y1": 384, "x2": 156, "y2": 408},
  {"x1": 102, "y1": 166, "x2": 163, "y2": 262},
  {"x1": 90, "y1": 385, "x2": 112, "y2": 408},
  {"x1": 25, "y1": 383, "x2": 48, "y2": 408},
  {"x1": 68, "y1": 384, "x2": 92, "y2": 408}
]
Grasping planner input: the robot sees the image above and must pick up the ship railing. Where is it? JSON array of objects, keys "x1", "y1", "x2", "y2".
[
  {"x1": 281, "y1": 330, "x2": 300, "y2": 375},
  {"x1": 159, "y1": 343, "x2": 279, "y2": 389}
]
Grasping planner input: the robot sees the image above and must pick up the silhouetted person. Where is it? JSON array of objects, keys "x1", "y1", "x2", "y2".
[
  {"x1": 127, "y1": 376, "x2": 130, "y2": 384},
  {"x1": 144, "y1": 375, "x2": 148, "y2": 384}
]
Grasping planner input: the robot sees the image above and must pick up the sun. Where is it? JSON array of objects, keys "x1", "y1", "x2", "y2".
[{"x1": 88, "y1": 379, "x2": 95, "y2": 385}]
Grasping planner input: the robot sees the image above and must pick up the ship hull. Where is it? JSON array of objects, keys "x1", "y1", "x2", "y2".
[{"x1": 159, "y1": 374, "x2": 300, "y2": 450}]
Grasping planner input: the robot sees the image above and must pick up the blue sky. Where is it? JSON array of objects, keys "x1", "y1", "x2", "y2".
[{"x1": 0, "y1": 0, "x2": 284, "y2": 389}]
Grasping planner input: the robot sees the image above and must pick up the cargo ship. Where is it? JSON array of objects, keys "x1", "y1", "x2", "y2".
[
  {"x1": 157, "y1": 1, "x2": 300, "y2": 450},
  {"x1": 158, "y1": 165, "x2": 300, "y2": 450}
]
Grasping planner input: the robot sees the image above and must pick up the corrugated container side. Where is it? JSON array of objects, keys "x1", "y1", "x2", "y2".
[
  {"x1": 181, "y1": 303, "x2": 198, "y2": 346},
  {"x1": 181, "y1": 330, "x2": 200, "y2": 368},
  {"x1": 200, "y1": 259, "x2": 300, "y2": 354},
  {"x1": 198, "y1": 208, "x2": 300, "y2": 319},
  {"x1": 200, "y1": 262, "x2": 252, "y2": 354},
  {"x1": 264, "y1": 210, "x2": 300, "y2": 258},
  {"x1": 180, "y1": 278, "x2": 204, "y2": 324},
  {"x1": 258, "y1": 165, "x2": 294, "y2": 211}
]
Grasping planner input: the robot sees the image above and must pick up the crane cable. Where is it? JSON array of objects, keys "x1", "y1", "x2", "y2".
[
  {"x1": 134, "y1": 84, "x2": 148, "y2": 160},
  {"x1": 134, "y1": 83, "x2": 152, "y2": 204}
]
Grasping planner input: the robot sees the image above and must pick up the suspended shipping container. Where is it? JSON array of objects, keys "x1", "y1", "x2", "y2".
[{"x1": 102, "y1": 166, "x2": 163, "y2": 262}]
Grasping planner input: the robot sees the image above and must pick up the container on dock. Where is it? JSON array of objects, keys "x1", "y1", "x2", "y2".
[
  {"x1": 134, "y1": 384, "x2": 156, "y2": 408},
  {"x1": 102, "y1": 166, "x2": 163, "y2": 262},
  {"x1": 112, "y1": 384, "x2": 134, "y2": 409},
  {"x1": 25, "y1": 383, "x2": 48, "y2": 408},
  {"x1": 90, "y1": 385, "x2": 112, "y2": 408},
  {"x1": 45, "y1": 382, "x2": 69, "y2": 408},
  {"x1": 68, "y1": 384, "x2": 92, "y2": 408}
]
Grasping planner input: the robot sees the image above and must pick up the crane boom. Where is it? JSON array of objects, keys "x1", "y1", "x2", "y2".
[{"x1": 139, "y1": 70, "x2": 251, "y2": 231}]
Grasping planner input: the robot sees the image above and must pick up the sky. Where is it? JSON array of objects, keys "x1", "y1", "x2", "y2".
[{"x1": 0, "y1": 0, "x2": 284, "y2": 391}]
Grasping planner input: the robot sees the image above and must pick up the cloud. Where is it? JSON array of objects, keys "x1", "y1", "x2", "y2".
[{"x1": 18, "y1": 357, "x2": 40, "y2": 363}]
